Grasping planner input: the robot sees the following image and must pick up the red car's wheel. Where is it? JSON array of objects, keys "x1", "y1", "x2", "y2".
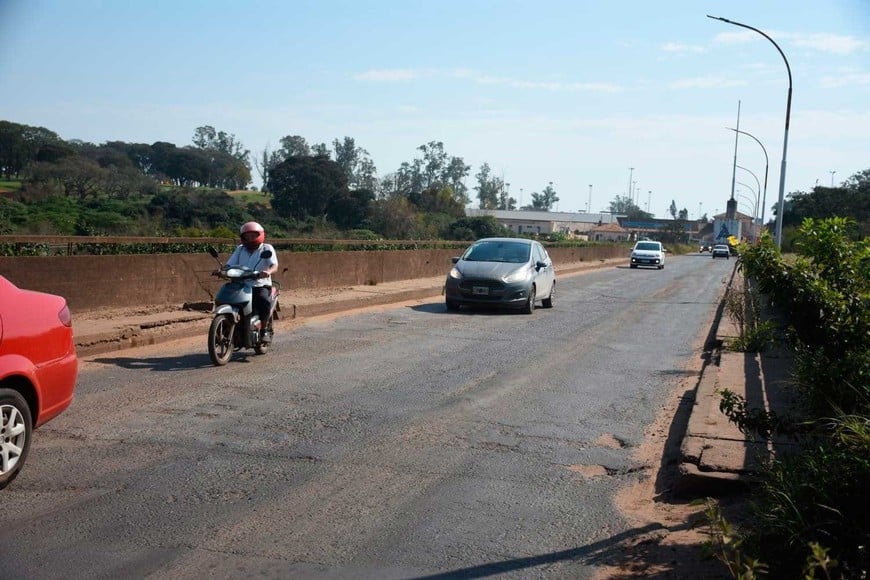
[{"x1": 0, "y1": 389, "x2": 32, "y2": 490}]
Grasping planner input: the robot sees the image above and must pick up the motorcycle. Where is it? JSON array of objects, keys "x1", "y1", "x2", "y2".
[{"x1": 207, "y1": 247, "x2": 280, "y2": 366}]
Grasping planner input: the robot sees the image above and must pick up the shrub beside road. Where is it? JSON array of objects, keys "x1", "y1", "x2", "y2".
[{"x1": 709, "y1": 218, "x2": 868, "y2": 577}]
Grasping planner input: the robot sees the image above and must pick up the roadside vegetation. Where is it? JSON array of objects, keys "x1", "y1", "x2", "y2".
[{"x1": 709, "y1": 216, "x2": 869, "y2": 578}]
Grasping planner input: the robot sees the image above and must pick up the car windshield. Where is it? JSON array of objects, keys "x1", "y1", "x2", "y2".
[
  {"x1": 635, "y1": 242, "x2": 660, "y2": 251},
  {"x1": 463, "y1": 241, "x2": 530, "y2": 263}
]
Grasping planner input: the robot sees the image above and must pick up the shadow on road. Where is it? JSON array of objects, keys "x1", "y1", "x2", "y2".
[
  {"x1": 91, "y1": 353, "x2": 214, "y2": 371},
  {"x1": 410, "y1": 521, "x2": 721, "y2": 578}
]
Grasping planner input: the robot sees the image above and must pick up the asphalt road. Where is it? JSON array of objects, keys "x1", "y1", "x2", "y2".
[{"x1": 0, "y1": 253, "x2": 733, "y2": 579}]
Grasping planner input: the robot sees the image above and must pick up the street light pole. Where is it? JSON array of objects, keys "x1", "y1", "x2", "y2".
[
  {"x1": 736, "y1": 164, "x2": 762, "y2": 237},
  {"x1": 707, "y1": 14, "x2": 792, "y2": 248},
  {"x1": 708, "y1": 15, "x2": 792, "y2": 249},
  {"x1": 829, "y1": 170, "x2": 836, "y2": 187},
  {"x1": 588, "y1": 184, "x2": 592, "y2": 213},
  {"x1": 727, "y1": 127, "x2": 768, "y2": 235},
  {"x1": 627, "y1": 167, "x2": 634, "y2": 206}
]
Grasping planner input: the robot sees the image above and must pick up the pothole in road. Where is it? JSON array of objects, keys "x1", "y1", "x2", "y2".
[
  {"x1": 595, "y1": 433, "x2": 627, "y2": 449},
  {"x1": 566, "y1": 464, "x2": 609, "y2": 478}
]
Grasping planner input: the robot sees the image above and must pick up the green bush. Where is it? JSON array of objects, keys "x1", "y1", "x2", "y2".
[{"x1": 723, "y1": 218, "x2": 870, "y2": 575}]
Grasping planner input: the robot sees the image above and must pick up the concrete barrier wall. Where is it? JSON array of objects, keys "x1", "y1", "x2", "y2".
[{"x1": 0, "y1": 244, "x2": 628, "y2": 311}]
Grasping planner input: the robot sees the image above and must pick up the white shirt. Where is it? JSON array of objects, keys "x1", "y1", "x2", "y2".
[{"x1": 226, "y1": 243, "x2": 278, "y2": 287}]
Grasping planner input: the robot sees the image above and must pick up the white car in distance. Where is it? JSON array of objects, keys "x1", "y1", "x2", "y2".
[{"x1": 629, "y1": 241, "x2": 666, "y2": 270}]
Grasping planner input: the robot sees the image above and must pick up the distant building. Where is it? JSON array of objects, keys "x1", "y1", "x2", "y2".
[
  {"x1": 616, "y1": 217, "x2": 705, "y2": 241},
  {"x1": 588, "y1": 221, "x2": 630, "y2": 242},
  {"x1": 712, "y1": 210, "x2": 757, "y2": 242},
  {"x1": 465, "y1": 209, "x2": 622, "y2": 239}
]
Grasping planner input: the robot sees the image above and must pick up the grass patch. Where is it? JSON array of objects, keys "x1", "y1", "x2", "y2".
[
  {"x1": 0, "y1": 179, "x2": 23, "y2": 192},
  {"x1": 227, "y1": 189, "x2": 272, "y2": 207}
]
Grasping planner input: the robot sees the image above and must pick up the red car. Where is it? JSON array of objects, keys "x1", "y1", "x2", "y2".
[{"x1": 0, "y1": 275, "x2": 78, "y2": 489}]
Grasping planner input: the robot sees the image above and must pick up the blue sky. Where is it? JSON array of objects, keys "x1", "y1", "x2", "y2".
[{"x1": 1, "y1": 0, "x2": 867, "y2": 220}]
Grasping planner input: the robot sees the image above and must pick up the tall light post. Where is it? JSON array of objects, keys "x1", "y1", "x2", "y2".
[
  {"x1": 736, "y1": 164, "x2": 762, "y2": 232},
  {"x1": 647, "y1": 190, "x2": 652, "y2": 214},
  {"x1": 727, "y1": 127, "x2": 769, "y2": 234},
  {"x1": 829, "y1": 170, "x2": 836, "y2": 187},
  {"x1": 736, "y1": 183, "x2": 759, "y2": 240},
  {"x1": 627, "y1": 167, "x2": 634, "y2": 205},
  {"x1": 588, "y1": 184, "x2": 592, "y2": 213},
  {"x1": 709, "y1": 15, "x2": 792, "y2": 249}
]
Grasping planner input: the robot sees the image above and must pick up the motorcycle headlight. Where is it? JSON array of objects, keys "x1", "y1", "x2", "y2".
[
  {"x1": 448, "y1": 267, "x2": 463, "y2": 280},
  {"x1": 503, "y1": 267, "x2": 531, "y2": 284}
]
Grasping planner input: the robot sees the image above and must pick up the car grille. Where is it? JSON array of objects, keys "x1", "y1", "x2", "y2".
[{"x1": 458, "y1": 279, "x2": 507, "y2": 300}]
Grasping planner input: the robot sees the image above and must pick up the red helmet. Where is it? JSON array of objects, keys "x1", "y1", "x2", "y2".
[{"x1": 239, "y1": 221, "x2": 265, "y2": 245}]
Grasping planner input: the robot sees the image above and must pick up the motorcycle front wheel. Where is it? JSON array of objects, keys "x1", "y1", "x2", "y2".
[{"x1": 208, "y1": 315, "x2": 236, "y2": 366}]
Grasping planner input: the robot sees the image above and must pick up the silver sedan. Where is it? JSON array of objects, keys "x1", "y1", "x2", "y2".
[{"x1": 444, "y1": 238, "x2": 556, "y2": 314}]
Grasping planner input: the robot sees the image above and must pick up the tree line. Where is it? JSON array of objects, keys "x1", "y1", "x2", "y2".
[{"x1": 2, "y1": 118, "x2": 866, "y2": 243}]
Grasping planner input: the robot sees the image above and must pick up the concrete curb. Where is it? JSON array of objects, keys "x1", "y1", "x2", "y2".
[{"x1": 674, "y1": 259, "x2": 799, "y2": 496}]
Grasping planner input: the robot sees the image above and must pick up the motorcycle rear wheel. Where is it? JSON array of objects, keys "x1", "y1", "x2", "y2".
[{"x1": 208, "y1": 315, "x2": 235, "y2": 366}]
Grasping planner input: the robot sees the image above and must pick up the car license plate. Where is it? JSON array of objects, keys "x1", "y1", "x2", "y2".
[{"x1": 472, "y1": 286, "x2": 489, "y2": 295}]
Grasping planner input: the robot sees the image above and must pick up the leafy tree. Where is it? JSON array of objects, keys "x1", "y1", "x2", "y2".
[
  {"x1": 332, "y1": 136, "x2": 378, "y2": 190},
  {"x1": 329, "y1": 188, "x2": 375, "y2": 230},
  {"x1": 311, "y1": 143, "x2": 330, "y2": 157},
  {"x1": 0, "y1": 120, "x2": 65, "y2": 178},
  {"x1": 383, "y1": 142, "x2": 470, "y2": 205},
  {"x1": 669, "y1": 199, "x2": 678, "y2": 219},
  {"x1": 608, "y1": 195, "x2": 653, "y2": 219},
  {"x1": 28, "y1": 157, "x2": 105, "y2": 200},
  {"x1": 268, "y1": 155, "x2": 348, "y2": 221},
  {"x1": 444, "y1": 156, "x2": 472, "y2": 204},
  {"x1": 418, "y1": 186, "x2": 465, "y2": 218},
  {"x1": 367, "y1": 196, "x2": 418, "y2": 239},
  {"x1": 447, "y1": 216, "x2": 508, "y2": 240},
  {"x1": 529, "y1": 183, "x2": 558, "y2": 211},
  {"x1": 191, "y1": 126, "x2": 252, "y2": 189},
  {"x1": 474, "y1": 162, "x2": 501, "y2": 209},
  {"x1": 498, "y1": 188, "x2": 517, "y2": 210},
  {"x1": 278, "y1": 135, "x2": 311, "y2": 158},
  {"x1": 783, "y1": 169, "x2": 869, "y2": 234},
  {"x1": 678, "y1": 208, "x2": 689, "y2": 220}
]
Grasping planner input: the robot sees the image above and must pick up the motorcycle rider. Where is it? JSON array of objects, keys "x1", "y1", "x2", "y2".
[{"x1": 225, "y1": 221, "x2": 278, "y2": 342}]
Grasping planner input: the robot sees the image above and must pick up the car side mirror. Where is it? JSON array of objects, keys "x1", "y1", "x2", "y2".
[
  {"x1": 208, "y1": 247, "x2": 220, "y2": 259},
  {"x1": 535, "y1": 260, "x2": 547, "y2": 270},
  {"x1": 451, "y1": 256, "x2": 460, "y2": 264}
]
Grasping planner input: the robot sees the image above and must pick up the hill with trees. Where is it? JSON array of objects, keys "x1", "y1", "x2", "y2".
[{"x1": 1, "y1": 119, "x2": 866, "y2": 245}]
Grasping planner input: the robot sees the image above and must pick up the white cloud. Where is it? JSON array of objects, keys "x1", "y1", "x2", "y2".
[
  {"x1": 669, "y1": 76, "x2": 748, "y2": 89},
  {"x1": 820, "y1": 70, "x2": 870, "y2": 88},
  {"x1": 661, "y1": 42, "x2": 706, "y2": 54},
  {"x1": 447, "y1": 69, "x2": 621, "y2": 92},
  {"x1": 352, "y1": 69, "x2": 424, "y2": 82},
  {"x1": 785, "y1": 33, "x2": 868, "y2": 55},
  {"x1": 713, "y1": 29, "x2": 868, "y2": 55}
]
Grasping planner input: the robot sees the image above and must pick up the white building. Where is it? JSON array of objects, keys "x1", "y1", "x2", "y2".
[{"x1": 465, "y1": 209, "x2": 624, "y2": 238}]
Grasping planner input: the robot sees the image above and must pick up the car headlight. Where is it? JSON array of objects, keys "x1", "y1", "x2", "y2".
[
  {"x1": 448, "y1": 267, "x2": 463, "y2": 280},
  {"x1": 503, "y1": 267, "x2": 531, "y2": 283}
]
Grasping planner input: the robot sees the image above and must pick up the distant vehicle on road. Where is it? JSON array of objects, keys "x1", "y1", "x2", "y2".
[
  {"x1": 699, "y1": 244, "x2": 711, "y2": 253},
  {"x1": 0, "y1": 276, "x2": 78, "y2": 489},
  {"x1": 444, "y1": 238, "x2": 555, "y2": 314},
  {"x1": 711, "y1": 244, "x2": 731, "y2": 259},
  {"x1": 630, "y1": 241, "x2": 666, "y2": 269}
]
